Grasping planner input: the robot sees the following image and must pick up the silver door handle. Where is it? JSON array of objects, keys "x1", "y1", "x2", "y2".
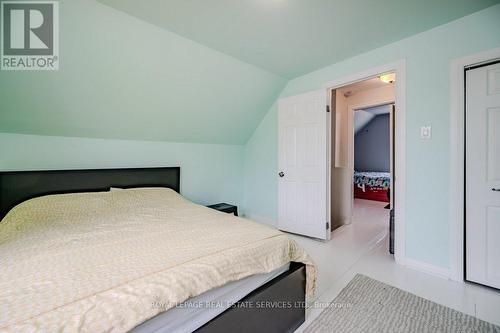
[
  {"x1": 493, "y1": 188, "x2": 500, "y2": 192},
  {"x1": 279, "y1": 172, "x2": 285, "y2": 178}
]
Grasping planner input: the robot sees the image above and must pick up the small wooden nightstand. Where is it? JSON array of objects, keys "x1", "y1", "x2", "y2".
[{"x1": 207, "y1": 203, "x2": 238, "y2": 216}]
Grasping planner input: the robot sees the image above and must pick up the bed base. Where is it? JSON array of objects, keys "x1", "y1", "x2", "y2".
[
  {"x1": 354, "y1": 185, "x2": 389, "y2": 202},
  {"x1": 195, "y1": 262, "x2": 306, "y2": 333}
]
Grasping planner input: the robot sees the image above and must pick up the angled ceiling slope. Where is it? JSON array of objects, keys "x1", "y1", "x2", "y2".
[
  {"x1": 98, "y1": 0, "x2": 499, "y2": 78},
  {"x1": 0, "y1": 0, "x2": 286, "y2": 145}
]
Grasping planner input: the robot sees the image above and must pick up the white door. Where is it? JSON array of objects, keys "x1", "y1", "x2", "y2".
[
  {"x1": 465, "y1": 61, "x2": 500, "y2": 289},
  {"x1": 278, "y1": 90, "x2": 328, "y2": 239}
]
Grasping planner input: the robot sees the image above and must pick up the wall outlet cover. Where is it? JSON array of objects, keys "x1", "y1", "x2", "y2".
[{"x1": 420, "y1": 126, "x2": 432, "y2": 139}]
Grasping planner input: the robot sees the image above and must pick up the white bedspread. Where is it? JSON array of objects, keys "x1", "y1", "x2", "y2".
[
  {"x1": 0, "y1": 188, "x2": 315, "y2": 333},
  {"x1": 132, "y1": 264, "x2": 290, "y2": 333}
]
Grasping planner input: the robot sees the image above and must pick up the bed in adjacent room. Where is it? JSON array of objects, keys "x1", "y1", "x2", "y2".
[
  {"x1": 353, "y1": 171, "x2": 390, "y2": 202},
  {"x1": 0, "y1": 168, "x2": 315, "y2": 333}
]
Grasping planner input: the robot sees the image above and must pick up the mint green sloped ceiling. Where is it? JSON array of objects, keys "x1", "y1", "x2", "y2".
[
  {"x1": 98, "y1": 0, "x2": 499, "y2": 78},
  {"x1": 0, "y1": 0, "x2": 286, "y2": 145}
]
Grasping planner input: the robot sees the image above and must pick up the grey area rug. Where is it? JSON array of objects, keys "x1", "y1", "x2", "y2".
[{"x1": 304, "y1": 274, "x2": 500, "y2": 333}]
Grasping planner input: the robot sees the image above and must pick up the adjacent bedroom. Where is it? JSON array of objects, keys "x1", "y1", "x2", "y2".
[
  {"x1": 329, "y1": 75, "x2": 395, "y2": 254},
  {"x1": 353, "y1": 105, "x2": 392, "y2": 207},
  {"x1": 1, "y1": 1, "x2": 500, "y2": 333}
]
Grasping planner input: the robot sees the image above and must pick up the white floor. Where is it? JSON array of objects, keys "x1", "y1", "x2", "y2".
[{"x1": 288, "y1": 199, "x2": 500, "y2": 331}]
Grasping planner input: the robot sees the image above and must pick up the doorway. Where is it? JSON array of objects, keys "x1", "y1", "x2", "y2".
[
  {"x1": 277, "y1": 60, "x2": 406, "y2": 259},
  {"x1": 450, "y1": 49, "x2": 500, "y2": 284},
  {"x1": 329, "y1": 74, "x2": 396, "y2": 254}
]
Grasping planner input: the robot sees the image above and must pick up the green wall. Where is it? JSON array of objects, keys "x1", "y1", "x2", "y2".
[
  {"x1": 243, "y1": 102, "x2": 279, "y2": 223},
  {"x1": 0, "y1": 133, "x2": 244, "y2": 207},
  {"x1": 243, "y1": 4, "x2": 500, "y2": 268}
]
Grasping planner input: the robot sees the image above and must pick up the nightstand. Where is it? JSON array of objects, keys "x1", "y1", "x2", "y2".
[{"x1": 207, "y1": 203, "x2": 238, "y2": 216}]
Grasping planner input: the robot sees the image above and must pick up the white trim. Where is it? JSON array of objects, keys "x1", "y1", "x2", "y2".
[
  {"x1": 449, "y1": 47, "x2": 500, "y2": 283},
  {"x1": 324, "y1": 61, "x2": 404, "y2": 90},
  {"x1": 404, "y1": 258, "x2": 451, "y2": 280},
  {"x1": 326, "y1": 91, "x2": 332, "y2": 240},
  {"x1": 346, "y1": 100, "x2": 394, "y2": 218},
  {"x1": 324, "y1": 60, "x2": 407, "y2": 265}
]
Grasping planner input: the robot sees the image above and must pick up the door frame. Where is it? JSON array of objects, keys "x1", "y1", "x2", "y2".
[
  {"x1": 348, "y1": 101, "x2": 395, "y2": 212},
  {"x1": 449, "y1": 47, "x2": 500, "y2": 282},
  {"x1": 324, "y1": 60, "x2": 407, "y2": 264}
]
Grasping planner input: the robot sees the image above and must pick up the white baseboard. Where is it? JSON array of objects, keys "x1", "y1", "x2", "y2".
[
  {"x1": 243, "y1": 214, "x2": 277, "y2": 228},
  {"x1": 403, "y1": 258, "x2": 451, "y2": 280}
]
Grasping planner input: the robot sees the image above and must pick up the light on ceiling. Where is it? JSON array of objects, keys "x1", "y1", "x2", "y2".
[{"x1": 379, "y1": 73, "x2": 396, "y2": 83}]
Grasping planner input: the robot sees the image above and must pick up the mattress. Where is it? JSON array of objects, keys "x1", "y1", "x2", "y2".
[
  {"x1": 0, "y1": 188, "x2": 315, "y2": 333},
  {"x1": 132, "y1": 264, "x2": 290, "y2": 333}
]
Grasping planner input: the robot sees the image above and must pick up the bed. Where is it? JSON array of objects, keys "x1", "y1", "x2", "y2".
[
  {"x1": 353, "y1": 171, "x2": 390, "y2": 202},
  {"x1": 0, "y1": 168, "x2": 315, "y2": 333}
]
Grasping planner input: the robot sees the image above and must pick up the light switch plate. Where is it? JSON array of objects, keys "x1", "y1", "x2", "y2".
[{"x1": 420, "y1": 126, "x2": 432, "y2": 139}]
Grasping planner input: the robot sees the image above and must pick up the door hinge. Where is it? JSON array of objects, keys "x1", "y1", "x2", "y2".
[
  {"x1": 326, "y1": 222, "x2": 330, "y2": 230},
  {"x1": 326, "y1": 105, "x2": 330, "y2": 113}
]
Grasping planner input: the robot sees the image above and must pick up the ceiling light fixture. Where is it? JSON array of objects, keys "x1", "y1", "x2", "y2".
[{"x1": 379, "y1": 73, "x2": 396, "y2": 83}]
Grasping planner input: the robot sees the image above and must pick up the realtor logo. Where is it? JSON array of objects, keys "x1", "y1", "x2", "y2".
[{"x1": 1, "y1": 1, "x2": 59, "y2": 70}]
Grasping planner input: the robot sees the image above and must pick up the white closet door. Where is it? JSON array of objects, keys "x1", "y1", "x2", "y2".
[
  {"x1": 465, "y1": 61, "x2": 500, "y2": 289},
  {"x1": 278, "y1": 90, "x2": 328, "y2": 239}
]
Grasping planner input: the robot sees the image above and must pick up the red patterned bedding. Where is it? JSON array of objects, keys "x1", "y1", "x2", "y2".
[{"x1": 354, "y1": 171, "x2": 390, "y2": 202}]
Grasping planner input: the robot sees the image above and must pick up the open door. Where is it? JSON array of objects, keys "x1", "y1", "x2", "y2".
[{"x1": 278, "y1": 89, "x2": 329, "y2": 240}]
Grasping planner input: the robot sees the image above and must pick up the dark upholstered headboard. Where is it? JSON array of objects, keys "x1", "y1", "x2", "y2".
[{"x1": 0, "y1": 167, "x2": 180, "y2": 220}]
